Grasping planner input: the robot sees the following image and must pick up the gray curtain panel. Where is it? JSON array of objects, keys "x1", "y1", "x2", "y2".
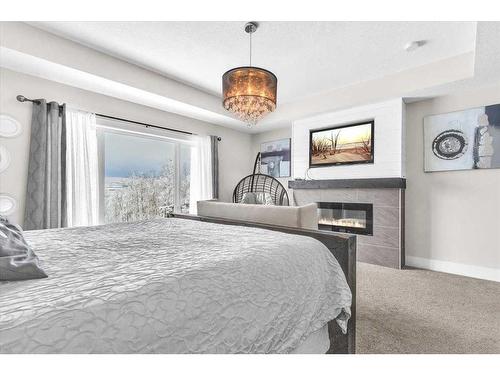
[
  {"x1": 210, "y1": 135, "x2": 219, "y2": 199},
  {"x1": 24, "y1": 101, "x2": 67, "y2": 230}
]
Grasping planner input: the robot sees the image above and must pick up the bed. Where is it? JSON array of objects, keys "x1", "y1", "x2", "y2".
[{"x1": 0, "y1": 215, "x2": 356, "y2": 354}]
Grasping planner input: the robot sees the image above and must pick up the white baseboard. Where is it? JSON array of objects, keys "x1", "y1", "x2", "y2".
[{"x1": 405, "y1": 256, "x2": 500, "y2": 283}]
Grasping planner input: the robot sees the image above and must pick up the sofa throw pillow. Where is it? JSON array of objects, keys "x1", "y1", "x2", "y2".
[{"x1": 0, "y1": 216, "x2": 48, "y2": 281}]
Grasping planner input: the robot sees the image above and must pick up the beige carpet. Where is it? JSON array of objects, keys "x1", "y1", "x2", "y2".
[{"x1": 356, "y1": 262, "x2": 500, "y2": 353}]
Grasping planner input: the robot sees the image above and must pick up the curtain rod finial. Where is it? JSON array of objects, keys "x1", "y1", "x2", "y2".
[{"x1": 17, "y1": 95, "x2": 41, "y2": 105}]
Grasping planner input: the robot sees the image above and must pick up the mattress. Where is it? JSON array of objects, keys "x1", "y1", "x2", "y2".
[{"x1": 0, "y1": 218, "x2": 351, "y2": 353}]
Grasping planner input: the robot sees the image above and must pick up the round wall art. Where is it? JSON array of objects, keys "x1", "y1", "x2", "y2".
[
  {"x1": 0, "y1": 114, "x2": 23, "y2": 138},
  {"x1": 0, "y1": 146, "x2": 11, "y2": 173},
  {"x1": 0, "y1": 194, "x2": 17, "y2": 216},
  {"x1": 432, "y1": 130, "x2": 468, "y2": 160}
]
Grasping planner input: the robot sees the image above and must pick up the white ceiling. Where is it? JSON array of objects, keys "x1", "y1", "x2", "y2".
[{"x1": 31, "y1": 21, "x2": 477, "y2": 105}]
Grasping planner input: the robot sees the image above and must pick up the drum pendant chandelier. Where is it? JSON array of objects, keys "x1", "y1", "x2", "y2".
[{"x1": 222, "y1": 22, "x2": 277, "y2": 126}]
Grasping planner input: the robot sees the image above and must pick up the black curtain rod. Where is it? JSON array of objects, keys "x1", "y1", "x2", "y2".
[
  {"x1": 95, "y1": 113, "x2": 194, "y2": 136},
  {"x1": 16, "y1": 95, "x2": 222, "y2": 141}
]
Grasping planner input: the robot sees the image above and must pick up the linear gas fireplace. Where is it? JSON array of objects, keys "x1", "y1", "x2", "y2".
[{"x1": 317, "y1": 202, "x2": 373, "y2": 235}]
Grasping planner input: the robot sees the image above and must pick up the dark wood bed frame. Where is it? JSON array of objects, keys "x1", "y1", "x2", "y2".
[{"x1": 173, "y1": 213, "x2": 357, "y2": 354}]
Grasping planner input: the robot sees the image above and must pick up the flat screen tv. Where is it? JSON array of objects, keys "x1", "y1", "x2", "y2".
[{"x1": 309, "y1": 120, "x2": 374, "y2": 167}]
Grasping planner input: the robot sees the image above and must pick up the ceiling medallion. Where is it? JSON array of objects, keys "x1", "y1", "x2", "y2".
[{"x1": 222, "y1": 22, "x2": 277, "y2": 127}]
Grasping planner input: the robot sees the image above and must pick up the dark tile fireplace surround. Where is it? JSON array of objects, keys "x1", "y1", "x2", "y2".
[{"x1": 289, "y1": 178, "x2": 405, "y2": 269}]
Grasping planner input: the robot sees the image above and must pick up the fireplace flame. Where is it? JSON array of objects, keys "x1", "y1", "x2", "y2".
[{"x1": 318, "y1": 218, "x2": 366, "y2": 228}]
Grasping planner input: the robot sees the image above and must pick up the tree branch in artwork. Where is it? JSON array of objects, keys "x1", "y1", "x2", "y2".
[
  {"x1": 311, "y1": 130, "x2": 343, "y2": 160},
  {"x1": 359, "y1": 136, "x2": 371, "y2": 154},
  {"x1": 311, "y1": 138, "x2": 330, "y2": 159},
  {"x1": 329, "y1": 130, "x2": 342, "y2": 155}
]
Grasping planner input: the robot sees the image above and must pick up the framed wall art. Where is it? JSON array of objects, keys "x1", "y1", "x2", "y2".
[
  {"x1": 424, "y1": 104, "x2": 500, "y2": 172},
  {"x1": 260, "y1": 138, "x2": 291, "y2": 178}
]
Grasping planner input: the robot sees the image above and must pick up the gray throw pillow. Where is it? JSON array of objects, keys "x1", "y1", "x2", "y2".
[
  {"x1": 0, "y1": 216, "x2": 48, "y2": 281},
  {"x1": 241, "y1": 192, "x2": 257, "y2": 204},
  {"x1": 255, "y1": 192, "x2": 275, "y2": 206}
]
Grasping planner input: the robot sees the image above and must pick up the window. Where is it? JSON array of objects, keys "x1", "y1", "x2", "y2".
[{"x1": 97, "y1": 122, "x2": 191, "y2": 224}]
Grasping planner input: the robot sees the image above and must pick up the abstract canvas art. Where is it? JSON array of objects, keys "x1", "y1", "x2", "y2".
[
  {"x1": 424, "y1": 104, "x2": 500, "y2": 172},
  {"x1": 260, "y1": 138, "x2": 291, "y2": 177}
]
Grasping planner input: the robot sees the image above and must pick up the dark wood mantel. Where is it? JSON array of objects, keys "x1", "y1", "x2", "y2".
[{"x1": 288, "y1": 177, "x2": 406, "y2": 190}]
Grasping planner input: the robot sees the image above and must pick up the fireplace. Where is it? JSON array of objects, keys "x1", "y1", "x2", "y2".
[
  {"x1": 291, "y1": 180, "x2": 404, "y2": 268},
  {"x1": 317, "y1": 202, "x2": 373, "y2": 235}
]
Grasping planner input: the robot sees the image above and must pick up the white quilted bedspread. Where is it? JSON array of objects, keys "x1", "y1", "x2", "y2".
[{"x1": 0, "y1": 218, "x2": 351, "y2": 353}]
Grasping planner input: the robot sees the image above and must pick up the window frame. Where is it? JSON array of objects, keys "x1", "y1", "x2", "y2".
[{"x1": 96, "y1": 118, "x2": 193, "y2": 224}]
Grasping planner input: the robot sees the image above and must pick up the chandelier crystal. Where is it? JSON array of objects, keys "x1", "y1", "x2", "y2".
[{"x1": 222, "y1": 22, "x2": 277, "y2": 126}]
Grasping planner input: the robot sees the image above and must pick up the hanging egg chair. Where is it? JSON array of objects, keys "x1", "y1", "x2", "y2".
[{"x1": 232, "y1": 153, "x2": 289, "y2": 206}]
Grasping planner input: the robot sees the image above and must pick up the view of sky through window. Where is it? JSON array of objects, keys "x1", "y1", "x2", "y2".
[{"x1": 104, "y1": 132, "x2": 175, "y2": 177}]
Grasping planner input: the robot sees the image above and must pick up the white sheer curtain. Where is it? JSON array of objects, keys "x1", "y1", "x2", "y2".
[
  {"x1": 189, "y1": 135, "x2": 213, "y2": 214},
  {"x1": 65, "y1": 108, "x2": 99, "y2": 227}
]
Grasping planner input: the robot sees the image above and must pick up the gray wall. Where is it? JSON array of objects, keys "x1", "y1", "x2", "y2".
[
  {"x1": 405, "y1": 83, "x2": 500, "y2": 279},
  {"x1": 0, "y1": 68, "x2": 253, "y2": 226}
]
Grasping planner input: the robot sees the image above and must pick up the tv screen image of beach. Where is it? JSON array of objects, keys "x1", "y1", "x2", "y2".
[{"x1": 310, "y1": 121, "x2": 374, "y2": 167}]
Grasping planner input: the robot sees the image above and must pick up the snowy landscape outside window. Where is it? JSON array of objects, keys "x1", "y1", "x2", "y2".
[{"x1": 99, "y1": 128, "x2": 191, "y2": 224}]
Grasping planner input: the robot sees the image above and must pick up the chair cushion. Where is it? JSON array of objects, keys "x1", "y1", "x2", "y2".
[
  {"x1": 255, "y1": 192, "x2": 274, "y2": 205},
  {"x1": 241, "y1": 192, "x2": 257, "y2": 204},
  {"x1": 241, "y1": 192, "x2": 274, "y2": 205}
]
